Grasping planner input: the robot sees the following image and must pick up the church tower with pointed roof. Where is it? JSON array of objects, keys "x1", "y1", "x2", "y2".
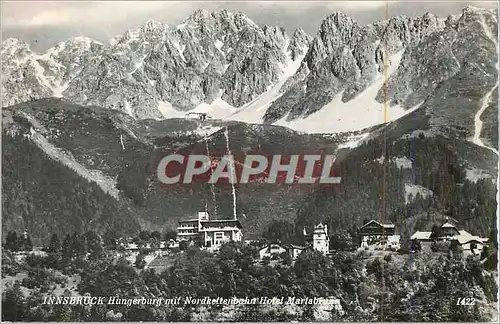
[{"x1": 313, "y1": 223, "x2": 329, "y2": 255}]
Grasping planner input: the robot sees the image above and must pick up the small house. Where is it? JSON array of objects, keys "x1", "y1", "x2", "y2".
[
  {"x1": 185, "y1": 112, "x2": 209, "y2": 121},
  {"x1": 359, "y1": 220, "x2": 399, "y2": 250},
  {"x1": 259, "y1": 243, "x2": 287, "y2": 260}
]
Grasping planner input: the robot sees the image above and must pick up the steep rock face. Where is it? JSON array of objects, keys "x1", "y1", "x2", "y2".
[
  {"x1": 4, "y1": 9, "x2": 304, "y2": 120},
  {"x1": 1, "y1": 7, "x2": 497, "y2": 138},
  {"x1": 2, "y1": 38, "x2": 54, "y2": 107},
  {"x1": 287, "y1": 28, "x2": 312, "y2": 60},
  {"x1": 263, "y1": 12, "x2": 446, "y2": 123},
  {"x1": 264, "y1": 6, "x2": 498, "y2": 144},
  {"x1": 417, "y1": 6, "x2": 498, "y2": 140},
  {"x1": 1, "y1": 37, "x2": 103, "y2": 108}
]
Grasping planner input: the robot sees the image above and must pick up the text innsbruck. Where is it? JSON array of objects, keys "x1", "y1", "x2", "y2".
[
  {"x1": 156, "y1": 154, "x2": 342, "y2": 184},
  {"x1": 43, "y1": 296, "x2": 341, "y2": 307}
]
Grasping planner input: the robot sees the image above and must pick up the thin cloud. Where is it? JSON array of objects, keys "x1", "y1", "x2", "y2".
[
  {"x1": 2, "y1": 1, "x2": 497, "y2": 52},
  {"x1": 2, "y1": 1, "x2": 187, "y2": 27},
  {"x1": 2, "y1": 1, "x2": 387, "y2": 28}
]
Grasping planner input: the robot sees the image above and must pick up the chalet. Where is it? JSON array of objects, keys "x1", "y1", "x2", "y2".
[
  {"x1": 259, "y1": 243, "x2": 287, "y2": 259},
  {"x1": 410, "y1": 218, "x2": 488, "y2": 254},
  {"x1": 177, "y1": 211, "x2": 242, "y2": 251},
  {"x1": 185, "y1": 112, "x2": 209, "y2": 121},
  {"x1": 441, "y1": 222, "x2": 461, "y2": 238},
  {"x1": 289, "y1": 244, "x2": 308, "y2": 260},
  {"x1": 258, "y1": 243, "x2": 309, "y2": 261},
  {"x1": 359, "y1": 220, "x2": 400, "y2": 250}
]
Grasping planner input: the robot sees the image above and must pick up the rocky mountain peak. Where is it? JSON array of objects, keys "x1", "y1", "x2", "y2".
[
  {"x1": 1, "y1": 5, "x2": 497, "y2": 134},
  {"x1": 180, "y1": 9, "x2": 258, "y2": 35},
  {"x1": 462, "y1": 5, "x2": 497, "y2": 15},
  {"x1": 187, "y1": 8, "x2": 213, "y2": 23},
  {"x1": 320, "y1": 11, "x2": 358, "y2": 32},
  {"x1": 141, "y1": 20, "x2": 167, "y2": 33},
  {"x1": 288, "y1": 28, "x2": 312, "y2": 60},
  {"x1": 318, "y1": 12, "x2": 360, "y2": 47},
  {"x1": 1, "y1": 38, "x2": 31, "y2": 57},
  {"x1": 2, "y1": 37, "x2": 27, "y2": 49},
  {"x1": 49, "y1": 36, "x2": 103, "y2": 54}
]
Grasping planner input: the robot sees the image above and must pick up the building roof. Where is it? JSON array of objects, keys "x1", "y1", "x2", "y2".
[
  {"x1": 185, "y1": 112, "x2": 207, "y2": 115},
  {"x1": 441, "y1": 222, "x2": 457, "y2": 228},
  {"x1": 259, "y1": 243, "x2": 287, "y2": 253},
  {"x1": 459, "y1": 230, "x2": 472, "y2": 236},
  {"x1": 179, "y1": 218, "x2": 242, "y2": 225},
  {"x1": 453, "y1": 234, "x2": 488, "y2": 245},
  {"x1": 314, "y1": 223, "x2": 328, "y2": 234},
  {"x1": 359, "y1": 220, "x2": 396, "y2": 230},
  {"x1": 200, "y1": 219, "x2": 242, "y2": 229},
  {"x1": 288, "y1": 244, "x2": 307, "y2": 249},
  {"x1": 410, "y1": 231, "x2": 432, "y2": 240},
  {"x1": 410, "y1": 228, "x2": 488, "y2": 244},
  {"x1": 445, "y1": 216, "x2": 459, "y2": 224},
  {"x1": 178, "y1": 218, "x2": 199, "y2": 223}
]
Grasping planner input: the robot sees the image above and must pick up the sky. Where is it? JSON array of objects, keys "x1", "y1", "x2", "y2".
[{"x1": 2, "y1": 1, "x2": 498, "y2": 52}]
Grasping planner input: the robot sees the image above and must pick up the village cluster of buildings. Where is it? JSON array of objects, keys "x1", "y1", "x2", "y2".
[
  {"x1": 410, "y1": 217, "x2": 489, "y2": 253},
  {"x1": 124, "y1": 211, "x2": 490, "y2": 271},
  {"x1": 357, "y1": 216, "x2": 488, "y2": 255},
  {"x1": 176, "y1": 211, "x2": 330, "y2": 260},
  {"x1": 174, "y1": 211, "x2": 488, "y2": 257},
  {"x1": 11, "y1": 212, "x2": 490, "y2": 273},
  {"x1": 257, "y1": 223, "x2": 331, "y2": 261}
]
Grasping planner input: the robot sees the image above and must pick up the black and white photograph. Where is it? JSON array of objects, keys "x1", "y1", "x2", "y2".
[{"x1": 1, "y1": 0, "x2": 499, "y2": 322}]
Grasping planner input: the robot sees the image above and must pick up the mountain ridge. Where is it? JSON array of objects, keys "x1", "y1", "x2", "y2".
[{"x1": 2, "y1": 6, "x2": 497, "y2": 137}]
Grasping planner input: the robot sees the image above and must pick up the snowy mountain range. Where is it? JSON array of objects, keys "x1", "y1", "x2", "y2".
[
  {"x1": 1, "y1": 6, "x2": 499, "y2": 243},
  {"x1": 2, "y1": 6, "x2": 498, "y2": 136}
]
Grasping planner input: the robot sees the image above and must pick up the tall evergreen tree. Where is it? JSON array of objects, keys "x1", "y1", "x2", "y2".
[
  {"x1": 84, "y1": 231, "x2": 103, "y2": 260},
  {"x1": 62, "y1": 234, "x2": 73, "y2": 259},
  {"x1": 1, "y1": 282, "x2": 26, "y2": 320},
  {"x1": 24, "y1": 234, "x2": 33, "y2": 251},
  {"x1": 4, "y1": 231, "x2": 19, "y2": 252},
  {"x1": 71, "y1": 233, "x2": 86, "y2": 257},
  {"x1": 48, "y1": 234, "x2": 61, "y2": 253}
]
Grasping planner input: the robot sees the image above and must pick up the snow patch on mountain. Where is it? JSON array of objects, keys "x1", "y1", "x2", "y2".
[
  {"x1": 124, "y1": 101, "x2": 134, "y2": 118},
  {"x1": 195, "y1": 125, "x2": 223, "y2": 137},
  {"x1": 157, "y1": 101, "x2": 184, "y2": 119},
  {"x1": 274, "y1": 50, "x2": 412, "y2": 133},
  {"x1": 32, "y1": 60, "x2": 56, "y2": 93},
  {"x1": 172, "y1": 39, "x2": 186, "y2": 62},
  {"x1": 466, "y1": 168, "x2": 492, "y2": 183},
  {"x1": 337, "y1": 132, "x2": 371, "y2": 150},
  {"x1": 215, "y1": 40, "x2": 224, "y2": 51},
  {"x1": 404, "y1": 184, "x2": 433, "y2": 204},
  {"x1": 471, "y1": 83, "x2": 499, "y2": 154},
  {"x1": 228, "y1": 50, "x2": 306, "y2": 123},
  {"x1": 192, "y1": 95, "x2": 238, "y2": 119},
  {"x1": 157, "y1": 96, "x2": 238, "y2": 121},
  {"x1": 393, "y1": 156, "x2": 413, "y2": 169}
]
